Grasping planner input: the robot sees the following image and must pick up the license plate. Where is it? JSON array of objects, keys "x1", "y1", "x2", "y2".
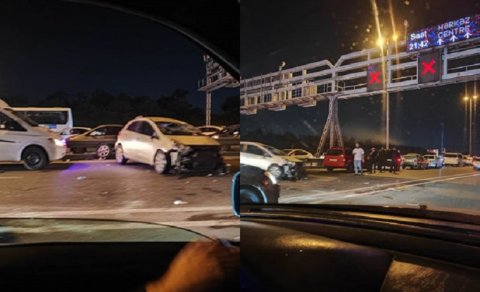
[{"x1": 312, "y1": 162, "x2": 317, "y2": 167}]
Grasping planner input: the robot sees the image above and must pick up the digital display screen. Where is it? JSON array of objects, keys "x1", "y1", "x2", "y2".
[{"x1": 407, "y1": 15, "x2": 480, "y2": 51}]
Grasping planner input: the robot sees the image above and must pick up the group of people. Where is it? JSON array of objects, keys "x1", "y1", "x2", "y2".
[{"x1": 352, "y1": 143, "x2": 402, "y2": 175}]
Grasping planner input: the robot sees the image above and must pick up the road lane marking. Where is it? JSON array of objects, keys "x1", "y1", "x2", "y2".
[
  {"x1": 312, "y1": 172, "x2": 480, "y2": 203},
  {"x1": 281, "y1": 172, "x2": 480, "y2": 204},
  {"x1": 0, "y1": 176, "x2": 24, "y2": 179},
  {"x1": 0, "y1": 206, "x2": 233, "y2": 217}
]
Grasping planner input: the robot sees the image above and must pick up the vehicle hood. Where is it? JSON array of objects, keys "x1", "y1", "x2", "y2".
[
  {"x1": 0, "y1": 218, "x2": 207, "y2": 244},
  {"x1": 168, "y1": 135, "x2": 220, "y2": 146},
  {"x1": 30, "y1": 126, "x2": 62, "y2": 139}
]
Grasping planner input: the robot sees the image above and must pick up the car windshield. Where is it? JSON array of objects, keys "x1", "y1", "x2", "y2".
[
  {"x1": 240, "y1": 0, "x2": 480, "y2": 218},
  {"x1": 0, "y1": 0, "x2": 239, "y2": 244},
  {"x1": 263, "y1": 144, "x2": 287, "y2": 156},
  {"x1": 326, "y1": 149, "x2": 343, "y2": 156},
  {"x1": 4, "y1": 108, "x2": 39, "y2": 127},
  {"x1": 155, "y1": 121, "x2": 202, "y2": 136}
]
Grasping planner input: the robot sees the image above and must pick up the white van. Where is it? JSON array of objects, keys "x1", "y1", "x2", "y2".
[
  {"x1": 0, "y1": 107, "x2": 66, "y2": 170},
  {"x1": 444, "y1": 152, "x2": 464, "y2": 167},
  {"x1": 11, "y1": 107, "x2": 73, "y2": 133}
]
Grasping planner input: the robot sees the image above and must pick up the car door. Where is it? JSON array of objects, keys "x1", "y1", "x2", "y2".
[
  {"x1": 241, "y1": 144, "x2": 271, "y2": 170},
  {"x1": 0, "y1": 112, "x2": 26, "y2": 161},
  {"x1": 135, "y1": 121, "x2": 158, "y2": 164},
  {"x1": 121, "y1": 121, "x2": 141, "y2": 161}
]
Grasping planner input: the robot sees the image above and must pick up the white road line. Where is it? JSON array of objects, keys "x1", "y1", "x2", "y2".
[
  {"x1": 281, "y1": 172, "x2": 480, "y2": 204},
  {"x1": 0, "y1": 176, "x2": 24, "y2": 179},
  {"x1": 0, "y1": 206, "x2": 232, "y2": 217}
]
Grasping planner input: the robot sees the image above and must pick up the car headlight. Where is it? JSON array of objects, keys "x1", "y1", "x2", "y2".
[
  {"x1": 212, "y1": 134, "x2": 219, "y2": 139},
  {"x1": 49, "y1": 138, "x2": 66, "y2": 147}
]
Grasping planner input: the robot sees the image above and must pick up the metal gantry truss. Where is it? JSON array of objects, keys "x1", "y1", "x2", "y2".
[
  {"x1": 198, "y1": 55, "x2": 239, "y2": 125},
  {"x1": 240, "y1": 38, "x2": 480, "y2": 155}
]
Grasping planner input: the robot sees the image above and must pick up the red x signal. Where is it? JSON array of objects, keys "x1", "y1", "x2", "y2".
[
  {"x1": 422, "y1": 59, "x2": 436, "y2": 75},
  {"x1": 369, "y1": 71, "x2": 381, "y2": 84}
]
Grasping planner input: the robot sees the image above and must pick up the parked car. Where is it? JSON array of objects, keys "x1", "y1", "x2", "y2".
[
  {"x1": 402, "y1": 153, "x2": 428, "y2": 169},
  {"x1": 444, "y1": 152, "x2": 464, "y2": 167},
  {"x1": 239, "y1": 165, "x2": 280, "y2": 204},
  {"x1": 323, "y1": 147, "x2": 353, "y2": 171},
  {"x1": 216, "y1": 124, "x2": 239, "y2": 139},
  {"x1": 463, "y1": 155, "x2": 474, "y2": 166},
  {"x1": 0, "y1": 107, "x2": 66, "y2": 170},
  {"x1": 59, "y1": 127, "x2": 91, "y2": 140},
  {"x1": 473, "y1": 157, "x2": 480, "y2": 171},
  {"x1": 240, "y1": 141, "x2": 302, "y2": 179},
  {"x1": 196, "y1": 125, "x2": 224, "y2": 137},
  {"x1": 423, "y1": 154, "x2": 443, "y2": 168},
  {"x1": 283, "y1": 148, "x2": 314, "y2": 161},
  {"x1": 115, "y1": 116, "x2": 224, "y2": 174},
  {"x1": 66, "y1": 124, "x2": 123, "y2": 159}
]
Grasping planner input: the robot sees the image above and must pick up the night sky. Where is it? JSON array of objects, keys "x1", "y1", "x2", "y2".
[
  {"x1": 241, "y1": 0, "x2": 480, "y2": 153},
  {"x1": 0, "y1": 0, "x2": 235, "y2": 113}
]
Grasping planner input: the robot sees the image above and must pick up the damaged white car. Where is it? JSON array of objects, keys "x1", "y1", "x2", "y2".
[{"x1": 115, "y1": 116, "x2": 225, "y2": 174}]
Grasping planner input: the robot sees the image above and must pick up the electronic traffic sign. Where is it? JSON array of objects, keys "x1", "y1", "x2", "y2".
[
  {"x1": 367, "y1": 63, "x2": 384, "y2": 91},
  {"x1": 407, "y1": 15, "x2": 480, "y2": 51},
  {"x1": 418, "y1": 50, "x2": 442, "y2": 83}
]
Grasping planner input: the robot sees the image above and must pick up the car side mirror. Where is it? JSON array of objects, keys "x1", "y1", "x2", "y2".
[
  {"x1": 151, "y1": 132, "x2": 159, "y2": 139},
  {"x1": 231, "y1": 171, "x2": 240, "y2": 217}
]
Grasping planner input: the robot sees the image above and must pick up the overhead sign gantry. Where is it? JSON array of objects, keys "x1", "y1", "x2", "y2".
[{"x1": 241, "y1": 15, "x2": 480, "y2": 156}]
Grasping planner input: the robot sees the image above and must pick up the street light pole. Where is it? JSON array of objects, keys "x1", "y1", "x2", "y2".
[{"x1": 470, "y1": 97, "x2": 473, "y2": 155}]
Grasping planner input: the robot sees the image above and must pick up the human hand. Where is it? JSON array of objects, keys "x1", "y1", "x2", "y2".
[{"x1": 146, "y1": 240, "x2": 240, "y2": 292}]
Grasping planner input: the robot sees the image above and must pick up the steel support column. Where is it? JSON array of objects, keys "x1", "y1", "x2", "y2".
[
  {"x1": 315, "y1": 95, "x2": 343, "y2": 157},
  {"x1": 206, "y1": 91, "x2": 212, "y2": 126}
]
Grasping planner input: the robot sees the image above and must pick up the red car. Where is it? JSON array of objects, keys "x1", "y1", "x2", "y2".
[{"x1": 323, "y1": 147, "x2": 353, "y2": 171}]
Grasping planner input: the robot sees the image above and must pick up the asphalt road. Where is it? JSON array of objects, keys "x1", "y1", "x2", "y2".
[
  {"x1": 279, "y1": 166, "x2": 480, "y2": 215},
  {"x1": 0, "y1": 159, "x2": 239, "y2": 241}
]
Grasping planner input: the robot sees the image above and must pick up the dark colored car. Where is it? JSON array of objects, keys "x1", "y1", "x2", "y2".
[
  {"x1": 239, "y1": 165, "x2": 280, "y2": 204},
  {"x1": 323, "y1": 147, "x2": 353, "y2": 171},
  {"x1": 377, "y1": 149, "x2": 402, "y2": 172},
  {"x1": 66, "y1": 124, "x2": 123, "y2": 159}
]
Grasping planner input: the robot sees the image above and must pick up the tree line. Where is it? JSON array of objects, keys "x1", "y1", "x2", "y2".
[{"x1": 2, "y1": 89, "x2": 239, "y2": 127}]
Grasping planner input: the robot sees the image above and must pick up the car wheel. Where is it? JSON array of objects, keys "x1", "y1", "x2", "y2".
[
  {"x1": 115, "y1": 145, "x2": 127, "y2": 165},
  {"x1": 23, "y1": 146, "x2": 48, "y2": 170},
  {"x1": 267, "y1": 164, "x2": 283, "y2": 179},
  {"x1": 154, "y1": 150, "x2": 170, "y2": 174},
  {"x1": 239, "y1": 186, "x2": 264, "y2": 204},
  {"x1": 96, "y1": 144, "x2": 111, "y2": 160},
  {"x1": 402, "y1": 165, "x2": 406, "y2": 170},
  {"x1": 326, "y1": 167, "x2": 333, "y2": 172}
]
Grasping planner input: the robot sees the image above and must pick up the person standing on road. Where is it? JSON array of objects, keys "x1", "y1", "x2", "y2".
[
  {"x1": 368, "y1": 147, "x2": 378, "y2": 174},
  {"x1": 378, "y1": 146, "x2": 385, "y2": 172},
  {"x1": 352, "y1": 143, "x2": 365, "y2": 176}
]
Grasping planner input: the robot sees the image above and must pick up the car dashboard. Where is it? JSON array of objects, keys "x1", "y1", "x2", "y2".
[{"x1": 241, "y1": 207, "x2": 480, "y2": 292}]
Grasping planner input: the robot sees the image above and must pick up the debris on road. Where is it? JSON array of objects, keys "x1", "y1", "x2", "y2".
[{"x1": 173, "y1": 199, "x2": 188, "y2": 205}]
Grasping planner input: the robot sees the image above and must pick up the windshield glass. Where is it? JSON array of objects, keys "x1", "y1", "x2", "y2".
[
  {"x1": 240, "y1": 0, "x2": 480, "y2": 218},
  {"x1": 15, "y1": 110, "x2": 68, "y2": 125},
  {"x1": 0, "y1": 0, "x2": 239, "y2": 243},
  {"x1": 155, "y1": 121, "x2": 202, "y2": 136},
  {"x1": 4, "y1": 108, "x2": 39, "y2": 127},
  {"x1": 263, "y1": 144, "x2": 287, "y2": 156}
]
